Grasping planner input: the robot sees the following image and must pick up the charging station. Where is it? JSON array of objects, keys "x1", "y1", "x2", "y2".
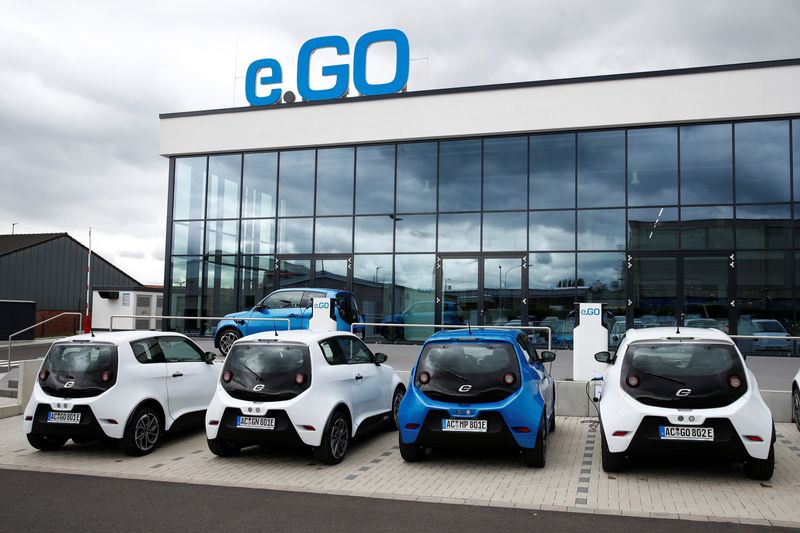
[
  {"x1": 309, "y1": 297, "x2": 338, "y2": 332},
  {"x1": 572, "y1": 302, "x2": 609, "y2": 381}
]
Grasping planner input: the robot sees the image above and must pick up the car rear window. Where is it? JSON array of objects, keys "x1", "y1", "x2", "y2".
[
  {"x1": 222, "y1": 343, "x2": 311, "y2": 401},
  {"x1": 39, "y1": 343, "x2": 119, "y2": 398}
]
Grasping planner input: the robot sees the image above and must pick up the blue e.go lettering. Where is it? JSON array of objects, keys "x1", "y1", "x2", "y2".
[{"x1": 580, "y1": 308, "x2": 601, "y2": 316}]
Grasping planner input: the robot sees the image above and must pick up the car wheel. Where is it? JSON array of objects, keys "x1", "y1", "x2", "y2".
[
  {"x1": 27, "y1": 433, "x2": 67, "y2": 451},
  {"x1": 793, "y1": 387, "x2": 800, "y2": 432},
  {"x1": 207, "y1": 437, "x2": 240, "y2": 457},
  {"x1": 218, "y1": 328, "x2": 241, "y2": 357},
  {"x1": 601, "y1": 429, "x2": 624, "y2": 473},
  {"x1": 522, "y1": 415, "x2": 547, "y2": 468},
  {"x1": 313, "y1": 410, "x2": 350, "y2": 465},
  {"x1": 549, "y1": 412, "x2": 556, "y2": 433},
  {"x1": 398, "y1": 434, "x2": 425, "y2": 462},
  {"x1": 120, "y1": 406, "x2": 162, "y2": 456},
  {"x1": 744, "y1": 441, "x2": 775, "y2": 480},
  {"x1": 388, "y1": 387, "x2": 405, "y2": 430}
]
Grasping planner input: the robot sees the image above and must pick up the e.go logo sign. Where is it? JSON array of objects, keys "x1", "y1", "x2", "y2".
[
  {"x1": 580, "y1": 307, "x2": 601, "y2": 316},
  {"x1": 246, "y1": 29, "x2": 410, "y2": 106},
  {"x1": 314, "y1": 301, "x2": 330, "y2": 309}
]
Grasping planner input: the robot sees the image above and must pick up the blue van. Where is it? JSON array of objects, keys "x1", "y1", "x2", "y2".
[
  {"x1": 213, "y1": 288, "x2": 362, "y2": 355},
  {"x1": 397, "y1": 328, "x2": 556, "y2": 467}
]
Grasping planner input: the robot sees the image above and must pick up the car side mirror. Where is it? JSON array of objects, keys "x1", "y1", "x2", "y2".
[
  {"x1": 254, "y1": 303, "x2": 266, "y2": 311},
  {"x1": 540, "y1": 350, "x2": 557, "y2": 363},
  {"x1": 373, "y1": 352, "x2": 388, "y2": 365},
  {"x1": 594, "y1": 351, "x2": 612, "y2": 364},
  {"x1": 203, "y1": 352, "x2": 216, "y2": 364}
]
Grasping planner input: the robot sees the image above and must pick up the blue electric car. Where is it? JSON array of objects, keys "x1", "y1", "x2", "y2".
[
  {"x1": 213, "y1": 288, "x2": 362, "y2": 356},
  {"x1": 397, "y1": 329, "x2": 556, "y2": 467}
]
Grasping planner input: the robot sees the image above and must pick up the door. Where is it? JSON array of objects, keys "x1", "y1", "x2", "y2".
[
  {"x1": 319, "y1": 336, "x2": 384, "y2": 424},
  {"x1": 159, "y1": 337, "x2": 217, "y2": 421}
]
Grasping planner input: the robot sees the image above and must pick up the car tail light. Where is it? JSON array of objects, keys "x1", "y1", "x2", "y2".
[
  {"x1": 101, "y1": 370, "x2": 113, "y2": 383},
  {"x1": 39, "y1": 370, "x2": 49, "y2": 381},
  {"x1": 418, "y1": 371, "x2": 430, "y2": 384},
  {"x1": 728, "y1": 375, "x2": 742, "y2": 389},
  {"x1": 222, "y1": 370, "x2": 233, "y2": 383},
  {"x1": 503, "y1": 372, "x2": 516, "y2": 385},
  {"x1": 512, "y1": 426, "x2": 530, "y2": 433},
  {"x1": 295, "y1": 372, "x2": 307, "y2": 385},
  {"x1": 744, "y1": 435, "x2": 763, "y2": 442},
  {"x1": 301, "y1": 425, "x2": 315, "y2": 431},
  {"x1": 612, "y1": 430, "x2": 630, "y2": 437},
  {"x1": 209, "y1": 420, "x2": 219, "y2": 426},
  {"x1": 405, "y1": 423, "x2": 420, "y2": 429},
  {"x1": 626, "y1": 374, "x2": 640, "y2": 388},
  {"x1": 25, "y1": 416, "x2": 33, "y2": 421}
]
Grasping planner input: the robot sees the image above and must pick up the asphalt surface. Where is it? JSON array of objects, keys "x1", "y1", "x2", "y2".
[{"x1": 0, "y1": 469, "x2": 789, "y2": 533}]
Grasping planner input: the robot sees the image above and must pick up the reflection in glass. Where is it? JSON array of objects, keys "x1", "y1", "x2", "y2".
[
  {"x1": 206, "y1": 220, "x2": 238, "y2": 255},
  {"x1": 794, "y1": 120, "x2": 800, "y2": 201},
  {"x1": 681, "y1": 206, "x2": 734, "y2": 250},
  {"x1": 578, "y1": 131, "x2": 624, "y2": 208},
  {"x1": 684, "y1": 256, "x2": 729, "y2": 333},
  {"x1": 394, "y1": 254, "x2": 435, "y2": 341},
  {"x1": 528, "y1": 253, "x2": 575, "y2": 329},
  {"x1": 395, "y1": 215, "x2": 435, "y2": 252},
  {"x1": 239, "y1": 255, "x2": 274, "y2": 308},
  {"x1": 354, "y1": 216, "x2": 393, "y2": 253},
  {"x1": 680, "y1": 124, "x2": 732, "y2": 205},
  {"x1": 577, "y1": 209, "x2": 624, "y2": 250},
  {"x1": 172, "y1": 221, "x2": 204, "y2": 255},
  {"x1": 356, "y1": 145, "x2": 394, "y2": 215},
  {"x1": 171, "y1": 256, "x2": 203, "y2": 291},
  {"x1": 278, "y1": 150, "x2": 315, "y2": 217},
  {"x1": 173, "y1": 157, "x2": 206, "y2": 220},
  {"x1": 735, "y1": 121, "x2": 790, "y2": 203},
  {"x1": 736, "y1": 204, "x2": 792, "y2": 249},
  {"x1": 577, "y1": 252, "x2": 626, "y2": 314},
  {"x1": 439, "y1": 140, "x2": 481, "y2": 212},
  {"x1": 530, "y1": 210, "x2": 575, "y2": 251},
  {"x1": 353, "y1": 254, "x2": 393, "y2": 339},
  {"x1": 630, "y1": 256, "x2": 676, "y2": 326},
  {"x1": 438, "y1": 213, "x2": 480, "y2": 252},
  {"x1": 314, "y1": 217, "x2": 353, "y2": 253},
  {"x1": 242, "y1": 153, "x2": 277, "y2": 218},
  {"x1": 483, "y1": 137, "x2": 527, "y2": 211},
  {"x1": 484, "y1": 257, "x2": 524, "y2": 326},
  {"x1": 441, "y1": 258, "x2": 479, "y2": 325},
  {"x1": 316, "y1": 148, "x2": 354, "y2": 216},
  {"x1": 279, "y1": 259, "x2": 311, "y2": 289},
  {"x1": 397, "y1": 142, "x2": 436, "y2": 213},
  {"x1": 627, "y1": 127, "x2": 677, "y2": 206},
  {"x1": 315, "y1": 259, "x2": 348, "y2": 290},
  {"x1": 240, "y1": 219, "x2": 275, "y2": 255},
  {"x1": 204, "y1": 255, "x2": 237, "y2": 320},
  {"x1": 277, "y1": 218, "x2": 313, "y2": 254},
  {"x1": 531, "y1": 133, "x2": 575, "y2": 209},
  {"x1": 483, "y1": 212, "x2": 526, "y2": 251},
  {"x1": 627, "y1": 207, "x2": 678, "y2": 250},
  {"x1": 207, "y1": 155, "x2": 241, "y2": 219}
]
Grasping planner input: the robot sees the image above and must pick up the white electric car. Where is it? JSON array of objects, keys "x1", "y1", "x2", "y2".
[
  {"x1": 205, "y1": 330, "x2": 405, "y2": 464},
  {"x1": 594, "y1": 327, "x2": 775, "y2": 480},
  {"x1": 23, "y1": 331, "x2": 221, "y2": 456},
  {"x1": 793, "y1": 369, "x2": 800, "y2": 432}
]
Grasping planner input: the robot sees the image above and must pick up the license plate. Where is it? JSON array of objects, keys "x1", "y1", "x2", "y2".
[
  {"x1": 236, "y1": 416, "x2": 275, "y2": 430},
  {"x1": 659, "y1": 425, "x2": 714, "y2": 441},
  {"x1": 441, "y1": 418, "x2": 487, "y2": 432},
  {"x1": 47, "y1": 412, "x2": 81, "y2": 424}
]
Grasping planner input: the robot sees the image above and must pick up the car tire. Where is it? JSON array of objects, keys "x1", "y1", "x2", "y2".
[
  {"x1": 549, "y1": 412, "x2": 556, "y2": 433},
  {"x1": 744, "y1": 440, "x2": 775, "y2": 480},
  {"x1": 398, "y1": 434, "x2": 425, "y2": 462},
  {"x1": 388, "y1": 387, "x2": 405, "y2": 430},
  {"x1": 119, "y1": 406, "x2": 162, "y2": 456},
  {"x1": 522, "y1": 415, "x2": 547, "y2": 468},
  {"x1": 27, "y1": 433, "x2": 67, "y2": 451},
  {"x1": 793, "y1": 387, "x2": 800, "y2": 432},
  {"x1": 217, "y1": 328, "x2": 241, "y2": 357},
  {"x1": 207, "y1": 437, "x2": 240, "y2": 457},
  {"x1": 601, "y1": 429, "x2": 624, "y2": 473},
  {"x1": 313, "y1": 410, "x2": 350, "y2": 465}
]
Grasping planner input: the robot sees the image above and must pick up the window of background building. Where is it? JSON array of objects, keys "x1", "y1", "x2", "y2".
[
  {"x1": 438, "y1": 213, "x2": 480, "y2": 252},
  {"x1": 577, "y1": 131, "x2": 625, "y2": 208},
  {"x1": 736, "y1": 204, "x2": 792, "y2": 249},
  {"x1": 242, "y1": 152, "x2": 277, "y2": 218},
  {"x1": 314, "y1": 216, "x2": 353, "y2": 253},
  {"x1": 483, "y1": 211, "x2": 527, "y2": 251},
  {"x1": 316, "y1": 147, "x2": 354, "y2": 216},
  {"x1": 356, "y1": 145, "x2": 394, "y2": 215},
  {"x1": 528, "y1": 252, "x2": 575, "y2": 324},
  {"x1": 793, "y1": 120, "x2": 800, "y2": 201},
  {"x1": 353, "y1": 254, "x2": 393, "y2": 332},
  {"x1": 577, "y1": 252, "x2": 626, "y2": 315},
  {"x1": 240, "y1": 219, "x2": 275, "y2": 255},
  {"x1": 207, "y1": 155, "x2": 241, "y2": 220},
  {"x1": 205, "y1": 220, "x2": 238, "y2": 255},
  {"x1": 531, "y1": 133, "x2": 575, "y2": 209},
  {"x1": 204, "y1": 255, "x2": 236, "y2": 320},
  {"x1": 238, "y1": 255, "x2": 274, "y2": 308},
  {"x1": 627, "y1": 207, "x2": 678, "y2": 251},
  {"x1": 530, "y1": 210, "x2": 574, "y2": 251},
  {"x1": 483, "y1": 136, "x2": 527, "y2": 211},
  {"x1": 680, "y1": 124, "x2": 733, "y2": 205},
  {"x1": 397, "y1": 142, "x2": 436, "y2": 213},
  {"x1": 393, "y1": 254, "x2": 436, "y2": 340},
  {"x1": 278, "y1": 150, "x2": 315, "y2": 217},
  {"x1": 681, "y1": 206, "x2": 734, "y2": 250},
  {"x1": 172, "y1": 221, "x2": 204, "y2": 256},
  {"x1": 173, "y1": 157, "x2": 206, "y2": 220},
  {"x1": 627, "y1": 127, "x2": 677, "y2": 207},
  {"x1": 439, "y1": 139, "x2": 481, "y2": 212},
  {"x1": 735, "y1": 120, "x2": 790, "y2": 204}
]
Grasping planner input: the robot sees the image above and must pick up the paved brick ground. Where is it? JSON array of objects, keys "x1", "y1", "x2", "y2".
[{"x1": 1, "y1": 416, "x2": 799, "y2": 527}]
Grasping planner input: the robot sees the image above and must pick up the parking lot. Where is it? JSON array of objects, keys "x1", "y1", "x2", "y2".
[{"x1": 1, "y1": 414, "x2": 799, "y2": 527}]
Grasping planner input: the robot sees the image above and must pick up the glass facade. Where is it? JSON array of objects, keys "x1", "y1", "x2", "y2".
[{"x1": 167, "y1": 118, "x2": 800, "y2": 353}]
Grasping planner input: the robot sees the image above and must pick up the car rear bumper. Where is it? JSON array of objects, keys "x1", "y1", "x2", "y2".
[
  {"x1": 28, "y1": 404, "x2": 110, "y2": 441},
  {"x1": 214, "y1": 407, "x2": 305, "y2": 447}
]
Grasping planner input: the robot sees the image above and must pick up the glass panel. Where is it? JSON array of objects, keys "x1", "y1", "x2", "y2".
[
  {"x1": 627, "y1": 207, "x2": 678, "y2": 251},
  {"x1": 577, "y1": 209, "x2": 625, "y2": 250},
  {"x1": 354, "y1": 216, "x2": 393, "y2": 253},
  {"x1": 577, "y1": 130, "x2": 625, "y2": 208},
  {"x1": 171, "y1": 256, "x2": 203, "y2": 292},
  {"x1": 394, "y1": 254, "x2": 436, "y2": 341},
  {"x1": 278, "y1": 150, "x2": 315, "y2": 217},
  {"x1": 314, "y1": 217, "x2": 352, "y2": 253},
  {"x1": 681, "y1": 206, "x2": 734, "y2": 250},
  {"x1": 204, "y1": 255, "x2": 237, "y2": 327},
  {"x1": 437, "y1": 213, "x2": 480, "y2": 253},
  {"x1": 530, "y1": 210, "x2": 575, "y2": 251},
  {"x1": 206, "y1": 220, "x2": 238, "y2": 255},
  {"x1": 207, "y1": 155, "x2": 241, "y2": 219},
  {"x1": 684, "y1": 256, "x2": 729, "y2": 333},
  {"x1": 395, "y1": 214, "x2": 435, "y2": 253},
  {"x1": 482, "y1": 211, "x2": 527, "y2": 252},
  {"x1": 483, "y1": 136, "x2": 527, "y2": 211},
  {"x1": 397, "y1": 142, "x2": 436, "y2": 213},
  {"x1": 484, "y1": 257, "x2": 523, "y2": 326},
  {"x1": 794, "y1": 120, "x2": 800, "y2": 201},
  {"x1": 316, "y1": 147, "x2": 354, "y2": 216},
  {"x1": 577, "y1": 252, "x2": 627, "y2": 317},
  {"x1": 735, "y1": 120, "x2": 790, "y2": 203},
  {"x1": 680, "y1": 124, "x2": 733, "y2": 205},
  {"x1": 239, "y1": 255, "x2": 274, "y2": 309},
  {"x1": 277, "y1": 218, "x2": 313, "y2": 254},
  {"x1": 169, "y1": 293, "x2": 202, "y2": 335},
  {"x1": 279, "y1": 259, "x2": 312, "y2": 289},
  {"x1": 171, "y1": 256, "x2": 203, "y2": 334},
  {"x1": 531, "y1": 133, "x2": 575, "y2": 209},
  {"x1": 173, "y1": 157, "x2": 206, "y2": 220},
  {"x1": 240, "y1": 219, "x2": 275, "y2": 255},
  {"x1": 627, "y1": 127, "x2": 677, "y2": 206},
  {"x1": 355, "y1": 145, "x2": 394, "y2": 215},
  {"x1": 315, "y1": 259, "x2": 348, "y2": 290},
  {"x1": 242, "y1": 152, "x2": 277, "y2": 218},
  {"x1": 441, "y1": 258, "x2": 479, "y2": 325},
  {"x1": 172, "y1": 221, "x2": 204, "y2": 255},
  {"x1": 630, "y1": 256, "x2": 676, "y2": 328},
  {"x1": 736, "y1": 204, "x2": 792, "y2": 249},
  {"x1": 439, "y1": 139, "x2": 481, "y2": 212},
  {"x1": 353, "y1": 254, "x2": 393, "y2": 340},
  {"x1": 529, "y1": 252, "x2": 575, "y2": 345}
]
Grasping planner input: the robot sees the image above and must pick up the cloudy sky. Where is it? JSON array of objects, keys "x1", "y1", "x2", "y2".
[{"x1": 1, "y1": 0, "x2": 799, "y2": 285}]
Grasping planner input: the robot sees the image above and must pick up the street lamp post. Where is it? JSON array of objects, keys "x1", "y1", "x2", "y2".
[
  {"x1": 499, "y1": 265, "x2": 502, "y2": 289},
  {"x1": 375, "y1": 266, "x2": 382, "y2": 283},
  {"x1": 11, "y1": 223, "x2": 18, "y2": 235}
]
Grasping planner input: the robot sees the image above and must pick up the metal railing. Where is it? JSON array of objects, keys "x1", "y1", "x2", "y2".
[
  {"x1": 108, "y1": 314, "x2": 291, "y2": 332},
  {"x1": 7, "y1": 312, "x2": 83, "y2": 372},
  {"x1": 351, "y1": 323, "x2": 552, "y2": 351}
]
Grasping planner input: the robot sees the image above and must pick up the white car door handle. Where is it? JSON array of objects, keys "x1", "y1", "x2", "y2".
[
  {"x1": 354, "y1": 373, "x2": 363, "y2": 381},
  {"x1": 172, "y1": 372, "x2": 183, "y2": 378}
]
